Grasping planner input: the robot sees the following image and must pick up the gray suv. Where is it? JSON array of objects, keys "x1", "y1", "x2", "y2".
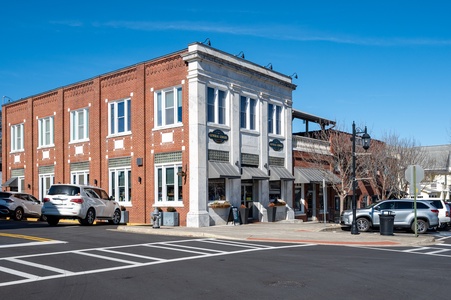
[{"x1": 340, "y1": 199, "x2": 440, "y2": 234}]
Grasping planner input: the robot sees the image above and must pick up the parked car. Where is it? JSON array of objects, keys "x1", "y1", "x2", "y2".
[
  {"x1": 340, "y1": 199, "x2": 440, "y2": 234},
  {"x1": 41, "y1": 184, "x2": 121, "y2": 226},
  {"x1": 0, "y1": 191, "x2": 43, "y2": 221},
  {"x1": 423, "y1": 199, "x2": 450, "y2": 229}
]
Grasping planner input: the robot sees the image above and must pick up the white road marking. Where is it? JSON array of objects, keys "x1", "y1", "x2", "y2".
[{"x1": 0, "y1": 238, "x2": 315, "y2": 287}]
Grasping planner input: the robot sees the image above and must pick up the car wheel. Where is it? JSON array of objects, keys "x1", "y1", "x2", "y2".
[
  {"x1": 13, "y1": 207, "x2": 24, "y2": 221},
  {"x1": 81, "y1": 208, "x2": 96, "y2": 226},
  {"x1": 356, "y1": 218, "x2": 371, "y2": 232},
  {"x1": 412, "y1": 219, "x2": 429, "y2": 234},
  {"x1": 108, "y1": 209, "x2": 121, "y2": 225},
  {"x1": 47, "y1": 216, "x2": 59, "y2": 226}
]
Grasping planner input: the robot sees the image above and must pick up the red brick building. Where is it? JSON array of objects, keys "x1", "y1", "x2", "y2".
[{"x1": 2, "y1": 42, "x2": 296, "y2": 227}]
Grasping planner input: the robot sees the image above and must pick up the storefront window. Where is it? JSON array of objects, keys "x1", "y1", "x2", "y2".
[
  {"x1": 269, "y1": 181, "x2": 281, "y2": 200},
  {"x1": 208, "y1": 179, "x2": 225, "y2": 201}
]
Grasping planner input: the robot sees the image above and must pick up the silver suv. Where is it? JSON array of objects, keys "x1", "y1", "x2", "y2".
[
  {"x1": 0, "y1": 192, "x2": 43, "y2": 221},
  {"x1": 42, "y1": 184, "x2": 121, "y2": 226},
  {"x1": 340, "y1": 199, "x2": 439, "y2": 234}
]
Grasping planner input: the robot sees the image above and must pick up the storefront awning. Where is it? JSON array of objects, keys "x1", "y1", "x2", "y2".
[
  {"x1": 294, "y1": 168, "x2": 340, "y2": 184},
  {"x1": 241, "y1": 167, "x2": 269, "y2": 180},
  {"x1": 269, "y1": 166, "x2": 295, "y2": 181},
  {"x1": 2, "y1": 177, "x2": 18, "y2": 188},
  {"x1": 208, "y1": 161, "x2": 241, "y2": 179}
]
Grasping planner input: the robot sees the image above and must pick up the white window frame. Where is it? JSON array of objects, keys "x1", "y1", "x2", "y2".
[
  {"x1": 207, "y1": 87, "x2": 227, "y2": 125},
  {"x1": 39, "y1": 173, "x2": 54, "y2": 201},
  {"x1": 268, "y1": 103, "x2": 283, "y2": 135},
  {"x1": 240, "y1": 96, "x2": 257, "y2": 130},
  {"x1": 11, "y1": 123, "x2": 24, "y2": 152},
  {"x1": 109, "y1": 167, "x2": 132, "y2": 205},
  {"x1": 108, "y1": 98, "x2": 131, "y2": 136},
  {"x1": 70, "y1": 108, "x2": 89, "y2": 142},
  {"x1": 155, "y1": 86, "x2": 183, "y2": 128},
  {"x1": 155, "y1": 164, "x2": 183, "y2": 204},
  {"x1": 71, "y1": 170, "x2": 90, "y2": 185},
  {"x1": 38, "y1": 116, "x2": 54, "y2": 148}
]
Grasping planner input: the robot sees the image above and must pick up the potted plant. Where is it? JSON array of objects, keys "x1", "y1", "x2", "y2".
[
  {"x1": 239, "y1": 204, "x2": 249, "y2": 224},
  {"x1": 208, "y1": 200, "x2": 232, "y2": 225},
  {"x1": 120, "y1": 206, "x2": 129, "y2": 225},
  {"x1": 162, "y1": 207, "x2": 179, "y2": 226},
  {"x1": 267, "y1": 202, "x2": 277, "y2": 222}
]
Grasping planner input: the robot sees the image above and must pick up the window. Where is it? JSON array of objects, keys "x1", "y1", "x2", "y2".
[
  {"x1": 109, "y1": 98, "x2": 131, "y2": 135},
  {"x1": 240, "y1": 96, "x2": 257, "y2": 130},
  {"x1": 268, "y1": 103, "x2": 282, "y2": 135},
  {"x1": 70, "y1": 108, "x2": 89, "y2": 142},
  {"x1": 207, "y1": 87, "x2": 226, "y2": 125},
  {"x1": 208, "y1": 179, "x2": 225, "y2": 201},
  {"x1": 38, "y1": 116, "x2": 54, "y2": 147},
  {"x1": 39, "y1": 173, "x2": 54, "y2": 201},
  {"x1": 11, "y1": 123, "x2": 24, "y2": 152},
  {"x1": 110, "y1": 168, "x2": 132, "y2": 204},
  {"x1": 156, "y1": 165, "x2": 183, "y2": 203},
  {"x1": 155, "y1": 87, "x2": 182, "y2": 127},
  {"x1": 71, "y1": 170, "x2": 90, "y2": 185}
]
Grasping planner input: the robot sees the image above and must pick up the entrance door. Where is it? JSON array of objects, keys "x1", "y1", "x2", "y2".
[{"x1": 241, "y1": 181, "x2": 253, "y2": 220}]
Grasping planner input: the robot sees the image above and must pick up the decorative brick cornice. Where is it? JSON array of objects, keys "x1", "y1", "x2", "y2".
[
  {"x1": 101, "y1": 68, "x2": 137, "y2": 88},
  {"x1": 64, "y1": 81, "x2": 95, "y2": 97},
  {"x1": 145, "y1": 56, "x2": 185, "y2": 76}
]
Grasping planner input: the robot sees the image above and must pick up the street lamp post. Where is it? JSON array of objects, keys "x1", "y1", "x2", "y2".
[{"x1": 350, "y1": 121, "x2": 371, "y2": 235}]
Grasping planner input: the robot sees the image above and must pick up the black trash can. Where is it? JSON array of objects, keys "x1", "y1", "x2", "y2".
[{"x1": 379, "y1": 211, "x2": 395, "y2": 235}]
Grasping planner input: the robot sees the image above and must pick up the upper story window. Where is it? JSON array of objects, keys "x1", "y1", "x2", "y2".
[
  {"x1": 38, "y1": 116, "x2": 54, "y2": 147},
  {"x1": 70, "y1": 108, "x2": 89, "y2": 142},
  {"x1": 240, "y1": 96, "x2": 257, "y2": 130},
  {"x1": 11, "y1": 123, "x2": 24, "y2": 152},
  {"x1": 109, "y1": 98, "x2": 131, "y2": 135},
  {"x1": 268, "y1": 103, "x2": 282, "y2": 135},
  {"x1": 155, "y1": 87, "x2": 182, "y2": 128},
  {"x1": 207, "y1": 87, "x2": 226, "y2": 125}
]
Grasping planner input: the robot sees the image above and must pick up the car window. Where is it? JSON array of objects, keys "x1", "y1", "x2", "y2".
[
  {"x1": 395, "y1": 202, "x2": 413, "y2": 209},
  {"x1": 93, "y1": 188, "x2": 109, "y2": 200},
  {"x1": 84, "y1": 189, "x2": 100, "y2": 198},
  {"x1": 417, "y1": 202, "x2": 429, "y2": 209},
  {"x1": 48, "y1": 185, "x2": 81, "y2": 196},
  {"x1": 0, "y1": 192, "x2": 12, "y2": 198},
  {"x1": 430, "y1": 200, "x2": 443, "y2": 209},
  {"x1": 377, "y1": 201, "x2": 395, "y2": 210}
]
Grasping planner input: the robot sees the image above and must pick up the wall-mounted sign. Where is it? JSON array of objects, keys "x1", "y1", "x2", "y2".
[
  {"x1": 208, "y1": 129, "x2": 229, "y2": 144},
  {"x1": 269, "y1": 139, "x2": 284, "y2": 151}
]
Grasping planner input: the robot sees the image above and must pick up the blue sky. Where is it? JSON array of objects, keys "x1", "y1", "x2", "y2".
[{"x1": 1, "y1": 1, "x2": 450, "y2": 146}]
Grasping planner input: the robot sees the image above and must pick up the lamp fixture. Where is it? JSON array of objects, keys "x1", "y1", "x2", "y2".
[
  {"x1": 290, "y1": 73, "x2": 298, "y2": 79},
  {"x1": 94, "y1": 179, "x2": 98, "y2": 186},
  {"x1": 2, "y1": 96, "x2": 12, "y2": 104},
  {"x1": 202, "y1": 38, "x2": 211, "y2": 46},
  {"x1": 177, "y1": 164, "x2": 188, "y2": 184},
  {"x1": 265, "y1": 63, "x2": 273, "y2": 70},
  {"x1": 236, "y1": 51, "x2": 245, "y2": 59},
  {"x1": 350, "y1": 121, "x2": 371, "y2": 235},
  {"x1": 138, "y1": 177, "x2": 142, "y2": 184}
]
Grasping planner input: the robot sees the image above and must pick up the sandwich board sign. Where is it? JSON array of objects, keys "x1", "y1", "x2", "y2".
[{"x1": 405, "y1": 165, "x2": 424, "y2": 236}]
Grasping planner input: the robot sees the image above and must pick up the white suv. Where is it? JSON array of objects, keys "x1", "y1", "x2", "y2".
[{"x1": 42, "y1": 184, "x2": 121, "y2": 226}]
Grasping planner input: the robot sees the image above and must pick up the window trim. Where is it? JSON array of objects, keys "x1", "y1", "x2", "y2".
[
  {"x1": 155, "y1": 164, "x2": 183, "y2": 205},
  {"x1": 154, "y1": 86, "x2": 183, "y2": 129},
  {"x1": 207, "y1": 86, "x2": 227, "y2": 125},
  {"x1": 108, "y1": 98, "x2": 132, "y2": 136},
  {"x1": 109, "y1": 167, "x2": 132, "y2": 206},
  {"x1": 268, "y1": 103, "x2": 283, "y2": 135},
  {"x1": 240, "y1": 96, "x2": 258, "y2": 131},
  {"x1": 11, "y1": 123, "x2": 24, "y2": 152},
  {"x1": 70, "y1": 108, "x2": 90, "y2": 143},
  {"x1": 38, "y1": 116, "x2": 55, "y2": 148}
]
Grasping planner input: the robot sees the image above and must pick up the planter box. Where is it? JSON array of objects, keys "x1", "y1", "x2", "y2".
[
  {"x1": 120, "y1": 211, "x2": 129, "y2": 225},
  {"x1": 267, "y1": 206, "x2": 287, "y2": 222},
  {"x1": 209, "y1": 207, "x2": 231, "y2": 225},
  {"x1": 162, "y1": 212, "x2": 179, "y2": 226},
  {"x1": 239, "y1": 207, "x2": 249, "y2": 224}
]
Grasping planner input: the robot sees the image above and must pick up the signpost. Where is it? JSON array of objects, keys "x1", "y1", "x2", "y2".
[{"x1": 405, "y1": 165, "x2": 424, "y2": 237}]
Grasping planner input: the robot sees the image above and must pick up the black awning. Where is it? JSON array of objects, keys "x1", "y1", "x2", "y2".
[{"x1": 2, "y1": 177, "x2": 18, "y2": 188}]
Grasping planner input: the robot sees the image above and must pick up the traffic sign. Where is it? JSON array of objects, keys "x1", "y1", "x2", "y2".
[{"x1": 405, "y1": 165, "x2": 424, "y2": 195}]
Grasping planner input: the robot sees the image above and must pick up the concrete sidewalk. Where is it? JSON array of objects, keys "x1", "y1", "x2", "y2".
[{"x1": 116, "y1": 221, "x2": 437, "y2": 247}]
